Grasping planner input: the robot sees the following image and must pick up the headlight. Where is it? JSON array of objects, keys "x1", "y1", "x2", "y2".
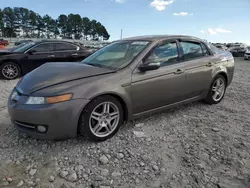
[
  {"x1": 25, "y1": 94, "x2": 73, "y2": 105},
  {"x1": 26, "y1": 97, "x2": 45, "y2": 104},
  {"x1": 11, "y1": 90, "x2": 18, "y2": 100}
]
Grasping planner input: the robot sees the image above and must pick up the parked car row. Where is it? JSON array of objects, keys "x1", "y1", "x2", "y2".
[
  {"x1": 7, "y1": 35, "x2": 235, "y2": 141},
  {"x1": 212, "y1": 42, "x2": 250, "y2": 58},
  {"x1": 0, "y1": 40, "x2": 94, "y2": 79}
]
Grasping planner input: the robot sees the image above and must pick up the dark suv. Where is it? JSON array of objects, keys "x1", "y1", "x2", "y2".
[{"x1": 0, "y1": 40, "x2": 94, "y2": 79}]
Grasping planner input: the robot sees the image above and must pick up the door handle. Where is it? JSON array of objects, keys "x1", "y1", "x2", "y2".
[
  {"x1": 174, "y1": 69, "x2": 185, "y2": 75},
  {"x1": 206, "y1": 62, "x2": 213, "y2": 67},
  {"x1": 71, "y1": 53, "x2": 78, "y2": 56},
  {"x1": 47, "y1": 55, "x2": 55, "y2": 58}
]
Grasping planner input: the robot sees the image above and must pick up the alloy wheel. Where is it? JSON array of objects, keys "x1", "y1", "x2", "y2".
[
  {"x1": 212, "y1": 78, "x2": 225, "y2": 102},
  {"x1": 2, "y1": 64, "x2": 19, "y2": 79},
  {"x1": 89, "y1": 102, "x2": 120, "y2": 138}
]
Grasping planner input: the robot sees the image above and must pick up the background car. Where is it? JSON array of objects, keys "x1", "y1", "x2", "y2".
[
  {"x1": 244, "y1": 46, "x2": 250, "y2": 60},
  {"x1": 14, "y1": 39, "x2": 33, "y2": 46},
  {"x1": 0, "y1": 40, "x2": 94, "y2": 79},
  {"x1": 0, "y1": 39, "x2": 9, "y2": 46},
  {"x1": 215, "y1": 44, "x2": 227, "y2": 51},
  {"x1": 228, "y1": 46, "x2": 247, "y2": 57}
]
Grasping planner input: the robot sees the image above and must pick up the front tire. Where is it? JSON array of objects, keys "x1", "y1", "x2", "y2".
[
  {"x1": 205, "y1": 75, "x2": 227, "y2": 104},
  {"x1": 79, "y1": 95, "x2": 124, "y2": 142},
  {"x1": 0, "y1": 62, "x2": 21, "y2": 80}
]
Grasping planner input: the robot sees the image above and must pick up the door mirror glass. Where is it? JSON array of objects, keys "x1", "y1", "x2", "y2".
[{"x1": 138, "y1": 62, "x2": 160, "y2": 72}]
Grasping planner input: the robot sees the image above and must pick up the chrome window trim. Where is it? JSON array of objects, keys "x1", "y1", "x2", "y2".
[
  {"x1": 24, "y1": 42, "x2": 54, "y2": 54},
  {"x1": 53, "y1": 42, "x2": 80, "y2": 52},
  {"x1": 24, "y1": 42, "x2": 80, "y2": 54}
]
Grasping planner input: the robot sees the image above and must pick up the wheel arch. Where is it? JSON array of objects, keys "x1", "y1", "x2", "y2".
[
  {"x1": 77, "y1": 92, "x2": 131, "y2": 133},
  {"x1": 215, "y1": 71, "x2": 228, "y2": 86},
  {"x1": 0, "y1": 59, "x2": 22, "y2": 73}
]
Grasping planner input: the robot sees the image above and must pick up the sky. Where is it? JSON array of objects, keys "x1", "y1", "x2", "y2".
[{"x1": 1, "y1": 0, "x2": 250, "y2": 44}]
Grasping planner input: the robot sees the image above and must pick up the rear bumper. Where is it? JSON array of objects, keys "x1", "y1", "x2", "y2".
[{"x1": 8, "y1": 98, "x2": 90, "y2": 140}]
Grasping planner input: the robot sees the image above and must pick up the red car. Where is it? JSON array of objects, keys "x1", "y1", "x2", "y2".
[{"x1": 0, "y1": 39, "x2": 9, "y2": 46}]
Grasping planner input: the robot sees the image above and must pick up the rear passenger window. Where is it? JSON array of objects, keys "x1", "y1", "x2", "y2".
[
  {"x1": 180, "y1": 42, "x2": 203, "y2": 60},
  {"x1": 55, "y1": 43, "x2": 78, "y2": 51},
  {"x1": 201, "y1": 43, "x2": 211, "y2": 56}
]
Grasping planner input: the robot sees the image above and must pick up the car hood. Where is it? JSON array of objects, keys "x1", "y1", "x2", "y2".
[{"x1": 17, "y1": 62, "x2": 115, "y2": 94}]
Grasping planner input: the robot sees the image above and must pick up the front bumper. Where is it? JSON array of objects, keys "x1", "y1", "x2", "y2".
[{"x1": 8, "y1": 97, "x2": 90, "y2": 140}]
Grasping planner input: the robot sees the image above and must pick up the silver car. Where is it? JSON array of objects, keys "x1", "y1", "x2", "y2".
[{"x1": 8, "y1": 35, "x2": 234, "y2": 141}]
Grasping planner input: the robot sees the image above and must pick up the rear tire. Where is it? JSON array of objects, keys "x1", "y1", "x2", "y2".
[
  {"x1": 79, "y1": 95, "x2": 124, "y2": 142},
  {"x1": 205, "y1": 75, "x2": 227, "y2": 104},
  {"x1": 0, "y1": 62, "x2": 21, "y2": 80}
]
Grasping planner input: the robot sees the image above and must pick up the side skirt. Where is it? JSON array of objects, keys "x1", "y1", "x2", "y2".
[{"x1": 132, "y1": 94, "x2": 205, "y2": 120}]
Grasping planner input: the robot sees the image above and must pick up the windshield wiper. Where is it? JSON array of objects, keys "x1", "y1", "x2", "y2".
[
  {"x1": 84, "y1": 63, "x2": 116, "y2": 70},
  {"x1": 84, "y1": 63, "x2": 103, "y2": 68}
]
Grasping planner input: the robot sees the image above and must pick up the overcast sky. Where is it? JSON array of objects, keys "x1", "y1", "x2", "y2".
[{"x1": 2, "y1": 0, "x2": 250, "y2": 44}]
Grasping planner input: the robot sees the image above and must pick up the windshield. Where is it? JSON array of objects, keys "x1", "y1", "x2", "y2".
[
  {"x1": 13, "y1": 42, "x2": 36, "y2": 52},
  {"x1": 82, "y1": 41, "x2": 150, "y2": 70}
]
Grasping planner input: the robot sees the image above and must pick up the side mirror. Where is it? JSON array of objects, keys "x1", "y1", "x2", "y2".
[{"x1": 138, "y1": 62, "x2": 161, "y2": 72}]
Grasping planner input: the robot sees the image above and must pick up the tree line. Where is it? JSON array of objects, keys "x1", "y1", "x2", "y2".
[{"x1": 0, "y1": 7, "x2": 110, "y2": 40}]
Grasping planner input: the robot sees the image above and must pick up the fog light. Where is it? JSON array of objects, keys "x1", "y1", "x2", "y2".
[{"x1": 37, "y1": 125, "x2": 47, "y2": 133}]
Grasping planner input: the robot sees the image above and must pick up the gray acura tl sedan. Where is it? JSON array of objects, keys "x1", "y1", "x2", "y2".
[{"x1": 8, "y1": 35, "x2": 234, "y2": 142}]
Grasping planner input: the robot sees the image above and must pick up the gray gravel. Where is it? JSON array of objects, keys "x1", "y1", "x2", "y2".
[{"x1": 0, "y1": 58, "x2": 250, "y2": 188}]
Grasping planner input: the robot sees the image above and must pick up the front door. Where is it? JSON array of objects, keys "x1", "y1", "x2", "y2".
[
  {"x1": 25, "y1": 43, "x2": 55, "y2": 70},
  {"x1": 179, "y1": 41, "x2": 214, "y2": 98},
  {"x1": 131, "y1": 40, "x2": 187, "y2": 114}
]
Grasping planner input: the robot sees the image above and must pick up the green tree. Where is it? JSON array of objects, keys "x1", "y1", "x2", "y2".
[
  {"x1": 58, "y1": 14, "x2": 68, "y2": 38},
  {"x1": 81, "y1": 17, "x2": 91, "y2": 39},
  {"x1": 0, "y1": 6, "x2": 110, "y2": 40},
  {"x1": 43, "y1": 14, "x2": 58, "y2": 38},
  {"x1": 35, "y1": 14, "x2": 45, "y2": 38},
  {"x1": 29, "y1": 10, "x2": 38, "y2": 36},
  {"x1": 2, "y1": 7, "x2": 18, "y2": 37},
  {"x1": 68, "y1": 14, "x2": 82, "y2": 39}
]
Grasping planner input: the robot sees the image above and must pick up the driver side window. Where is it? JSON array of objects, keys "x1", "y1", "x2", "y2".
[{"x1": 145, "y1": 42, "x2": 179, "y2": 66}]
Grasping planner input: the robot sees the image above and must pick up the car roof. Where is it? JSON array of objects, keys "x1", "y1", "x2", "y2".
[{"x1": 120, "y1": 35, "x2": 204, "y2": 42}]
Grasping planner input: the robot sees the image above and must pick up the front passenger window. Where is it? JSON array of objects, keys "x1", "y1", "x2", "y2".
[{"x1": 145, "y1": 42, "x2": 179, "y2": 66}]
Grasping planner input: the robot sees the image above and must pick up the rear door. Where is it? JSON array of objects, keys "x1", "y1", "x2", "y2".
[
  {"x1": 53, "y1": 42, "x2": 81, "y2": 62},
  {"x1": 179, "y1": 40, "x2": 215, "y2": 98}
]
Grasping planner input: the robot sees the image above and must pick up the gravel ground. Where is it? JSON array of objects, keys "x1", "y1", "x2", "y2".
[{"x1": 0, "y1": 58, "x2": 250, "y2": 188}]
